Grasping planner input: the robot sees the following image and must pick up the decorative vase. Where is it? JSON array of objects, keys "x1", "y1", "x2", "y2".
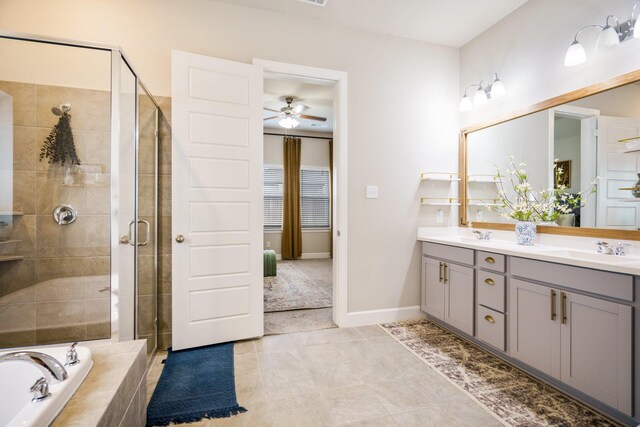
[
  {"x1": 632, "y1": 173, "x2": 640, "y2": 198},
  {"x1": 515, "y1": 221, "x2": 536, "y2": 246}
]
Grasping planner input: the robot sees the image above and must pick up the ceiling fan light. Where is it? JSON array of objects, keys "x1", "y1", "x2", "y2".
[
  {"x1": 459, "y1": 95, "x2": 473, "y2": 112},
  {"x1": 490, "y1": 78, "x2": 506, "y2": 99},
  {"x1": 279, "y1": 117, "x2": 299, "y2": 129},
  {"x1": 564, "y1": 40, "x2": 587, "y2": 67},
  {"x1": 473, "y1": 88, "x2": 488, "y2": 106},
  {"x1": 596, "y1": 25, "x2": 620, "y2": 50}
]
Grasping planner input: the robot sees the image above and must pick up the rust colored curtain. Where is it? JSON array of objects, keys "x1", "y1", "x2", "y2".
[
  {"x1": 329, "y1": 140, "x2": 333, "y2": 258},
  {"x1": 281, "y1": 137, "x2": 302, "y2": 259}
]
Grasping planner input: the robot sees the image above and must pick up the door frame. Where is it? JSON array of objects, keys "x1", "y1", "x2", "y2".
[{"x1": 253, "y1": 59, "x2": 349, "y2": 327}]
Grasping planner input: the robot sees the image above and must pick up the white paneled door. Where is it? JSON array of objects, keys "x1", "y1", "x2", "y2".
[
  {"x1": 172, "y1": 51, "x2": 263, "y2": 350},
  {"x1": 597, "y1": 116, "x2": 640, "y2": 229}
]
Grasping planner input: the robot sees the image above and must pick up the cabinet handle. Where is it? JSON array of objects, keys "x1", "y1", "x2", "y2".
[
  {"x1": 443, "y1": 263, "x2": 448, "y2": 284},
  {"x1": 550, "y1": 290, "x2": 556, "y2": 321},
  {"x1": 439, "y1": 262, "x2": 443, "y2": 283},
  {"x1": 561, "y1": 292, "x2": 567, "y2": 324},
  {"x1": 484, "y1": 278, "x2": 495, "y2": 286},
  {"x1": 484, "y1": 315, "x2": 496, "y2": 324},
  {"x1": 485, "y1": 256, "x2": 495, "y2": 264}
]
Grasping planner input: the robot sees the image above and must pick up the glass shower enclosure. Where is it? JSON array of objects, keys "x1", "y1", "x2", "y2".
[{"x1": 0, "y1": 32, "x2": 160, "y2": 357}]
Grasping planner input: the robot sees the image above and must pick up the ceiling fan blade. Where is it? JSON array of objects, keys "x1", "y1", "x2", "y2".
[
  {"x1": 263, "y1": 107, "x2": 281, "y2": 113},
  {"x1": 293, "y1": 104, "x2": 308, "y2": 114},
  {"x1": 297, "y1": 114, "x2": 327, "y2": 122},
  {"x1": 263, "y1": 116, "x2": 280, "y2": 121}
]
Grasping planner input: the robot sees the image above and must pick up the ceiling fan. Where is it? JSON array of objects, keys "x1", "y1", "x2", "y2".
[{"x1": 263, "y1": 96, "x2": 327, "y2": 129}]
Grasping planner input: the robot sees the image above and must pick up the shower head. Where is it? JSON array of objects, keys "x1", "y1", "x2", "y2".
[{"x1": 51, "y1": 103, "x2": 71, "y2": 116}]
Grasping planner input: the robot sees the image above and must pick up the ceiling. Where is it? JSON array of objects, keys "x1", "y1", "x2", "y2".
[
  {"x1": 263, "y1": 78, "x2": 334, "y2": 133},
  {"x1": 214, "y1": 0, "x2": 528, "y2": 47}
]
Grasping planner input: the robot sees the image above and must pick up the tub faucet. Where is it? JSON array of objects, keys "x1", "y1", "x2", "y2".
[
  {"x1": 594, "y1": 241, "x2": 614, "y2": 255},
  {"x1": 0, "y1": 351, "x2": 68, "y2": 383}
]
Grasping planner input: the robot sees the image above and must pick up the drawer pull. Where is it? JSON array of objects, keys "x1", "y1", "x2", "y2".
[
  {"x1": 484, "y1": 278, "x2": 495, "y2": 286},
  {"x1": 484, "y1": 315, "x2": 496, "y2": 324},
  {"x1": 485, "y1": 257, "x2": 496, "y2": 264}
]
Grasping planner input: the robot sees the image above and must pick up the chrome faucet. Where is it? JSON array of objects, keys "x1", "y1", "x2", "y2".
[
  {"x1": 65, "y1": 342, "x2": 79, "y2": 366},
  {"x1": 30, "y1": 377, "x2": 51, "y2": 402},
  {"x1": 614, "y1": 242, "x2": 632, "y2": 256},
  {"x1": 594, "y1": 241, "x2": 614, "y2": 255},
  {"x1": 0, "y1": 351, "x2": 68, "y2": 383}
]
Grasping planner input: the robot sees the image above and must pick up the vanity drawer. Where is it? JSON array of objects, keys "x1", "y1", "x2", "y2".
[
  {"x1": 477, "y1": 306, "x2": 505, "y2": 351},
  {"x1": 477, "y1": 251, "x2": 505, "y2": 272},
  {"x1": 477, "y1": 271, "x2": 505, "y2": 312},
  {"x1": 422, "y1": 242, "x2": 474, "y2": 266},
  {"x1": 511, "y1": 257, "x2": 633, "y2": 302}
]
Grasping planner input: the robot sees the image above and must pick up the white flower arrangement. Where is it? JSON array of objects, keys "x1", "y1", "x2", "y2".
[{"x1": 489, "y1": 155, "x2": 598, "y2": 223}]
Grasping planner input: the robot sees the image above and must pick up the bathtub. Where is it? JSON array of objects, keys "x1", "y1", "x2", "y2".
[{"x1": 0, "y1": 345, "x2": 93, "y2": 427}]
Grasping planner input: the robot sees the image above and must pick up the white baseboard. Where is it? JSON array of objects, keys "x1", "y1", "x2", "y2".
[
  {"x1": 300, "y1": 252, "x2": 331, "y2": 259},
  {"x1": 271, "y1": 253, "x2": 330, "y2": 260},
  {"x1": 339, "y1": 306, "x2": 425, "y2": 328}
]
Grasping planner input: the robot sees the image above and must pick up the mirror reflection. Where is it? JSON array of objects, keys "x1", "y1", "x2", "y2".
[{"x1": 466, "y1": 83, "x2": 640, "y2": 230}]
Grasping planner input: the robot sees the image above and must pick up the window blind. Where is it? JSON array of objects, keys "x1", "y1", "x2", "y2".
[
  {"x1": 263, "y1": 166, "x2": 283, "y2": 229},
  {"x1": 301, "y1": 168, "x2": 330, "y2": 229}
]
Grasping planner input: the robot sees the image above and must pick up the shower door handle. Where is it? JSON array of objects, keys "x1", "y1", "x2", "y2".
[
  {"x1": 138, "y1": 220, "x2": 150, "y2": 246},
  {"x1": 127, "y1": 220, "x2": 135, "y2": 246}
]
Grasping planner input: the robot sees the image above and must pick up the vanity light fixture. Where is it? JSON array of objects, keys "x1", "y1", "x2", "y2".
[
  {"x1": 278, "y1": 116, "x2": 299, "y2": 129},
  {"x1": 564, "y1": 3, "x2": 640, "y2": 67},
  {"x1": 459, "y1": 73, "x2": 506, "y2": 112}
]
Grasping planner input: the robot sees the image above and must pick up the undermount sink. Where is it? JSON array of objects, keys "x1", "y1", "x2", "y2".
[{"x1": 544, "y1": 249, "x2": 640, "y2": 264}]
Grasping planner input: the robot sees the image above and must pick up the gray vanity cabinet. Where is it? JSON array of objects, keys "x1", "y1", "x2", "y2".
[
  {"x1": 510, "y1": 279, "x2": 560, "y2": 378},
  {"x1": 560, "y1": 291, "x2": 632, "y2": 414},
  {"x1": 422, "y1": 243, "x2": 475, "y2": 336},
  {"x1": 510, "y1": 277, "x2": 633, "y2": 415}
]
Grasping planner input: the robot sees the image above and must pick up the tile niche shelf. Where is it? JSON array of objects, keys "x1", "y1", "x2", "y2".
[
  {"x1": 0, "y1": 240, "x2": 23, "y2": 262},
  {"x1": 0, "y1": 212, "x2": 24, "y2": 216},
  {"x1": 0, "y1": 255, "x2": 24, "y2": 262}
]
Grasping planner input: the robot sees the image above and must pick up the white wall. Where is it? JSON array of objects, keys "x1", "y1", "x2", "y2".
[
  {"x1": 460, "y1": 0, "x2": 640, "y2": 129},
  {"x1": 0, "y1": 0, "x2": 460, "y2": 313},
  {"x1": 263, "y1": 131, "x2": 332, "y2": 258},
  {"x1": 554, "y1": 117, "x2": 581, "y2": 193}
]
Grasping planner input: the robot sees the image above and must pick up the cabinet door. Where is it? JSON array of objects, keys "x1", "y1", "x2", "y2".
[
  {"x1": 509, "y1": 279, "x2": 560, "y2": 378},
  {"x1": 444, "y1": 263, "x2": 474, "y2": 336},
  {"x1": 560, "y1": 292, "x2": 632, "y2": 415},
  {"x1": 423, "y1": 257, "x2": 445, "y2": 320}
]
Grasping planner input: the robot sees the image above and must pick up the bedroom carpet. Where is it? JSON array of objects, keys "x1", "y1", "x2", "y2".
[{"x1": 264, "y1": 259, "x2": 332, "y2": 312}]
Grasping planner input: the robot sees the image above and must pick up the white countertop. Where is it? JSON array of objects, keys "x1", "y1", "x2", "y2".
[{"x1": 417, "y1": 227, "x2": 640, "y2": 276}]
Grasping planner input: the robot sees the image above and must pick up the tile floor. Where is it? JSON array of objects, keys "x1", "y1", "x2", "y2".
[{"x1": 146, "y1": 325, "x2": 501, "y2": 426}]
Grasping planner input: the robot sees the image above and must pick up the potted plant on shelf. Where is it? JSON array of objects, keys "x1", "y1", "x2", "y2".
[{"x1": 489, "y1": 156, "x2": 597, "y2": 246}]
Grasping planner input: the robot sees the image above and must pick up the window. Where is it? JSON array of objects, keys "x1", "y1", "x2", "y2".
[
  {"x1": 263, "y1": 166, "x2": 283, "y2": 230},
  {"x1": 301, "y1": 168, "x2": 330, "y2": 229}
]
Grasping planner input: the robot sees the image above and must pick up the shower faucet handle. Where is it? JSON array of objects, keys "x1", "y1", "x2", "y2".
[
  {"x1": 30, "y1": 377, "x2": 51, "y2": 403},
  {"x1": 65, "y1": 342, "x2": 79, "y2": 366}
]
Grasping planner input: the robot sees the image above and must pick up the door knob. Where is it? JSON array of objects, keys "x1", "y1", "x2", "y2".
[{"x1": 175, "y1": 234, "x2": 185, "y2": 243}]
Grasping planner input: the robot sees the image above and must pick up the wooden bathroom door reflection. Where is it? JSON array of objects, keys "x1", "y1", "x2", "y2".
[{"x1": 171, "y1": 51, "x2": 264, "y2": 350}]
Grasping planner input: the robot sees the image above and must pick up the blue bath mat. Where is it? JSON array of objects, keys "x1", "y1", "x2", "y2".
[{"x1": 146, "y1": 342, "x2": 246, "y2": 426}]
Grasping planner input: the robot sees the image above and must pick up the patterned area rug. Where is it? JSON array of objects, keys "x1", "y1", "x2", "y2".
[
  {"x1": 264, "y1": 260, "x2": 332, "y2": 312},
  {"x1": 380, "y1": 320, "x2": 620, "y2": 427}
]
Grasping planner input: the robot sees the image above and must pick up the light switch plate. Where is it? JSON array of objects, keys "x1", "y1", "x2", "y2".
[{"x1": 366, "y1": 186, "x2": 378, "y2": 199}]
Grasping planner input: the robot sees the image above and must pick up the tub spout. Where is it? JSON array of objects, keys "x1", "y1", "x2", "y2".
[{"x1": 0, "y1": 351, "x2": 68, "y2": 383}]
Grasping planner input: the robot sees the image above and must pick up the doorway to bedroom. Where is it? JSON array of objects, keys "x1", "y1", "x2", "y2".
[{"x1": 262, "y1": 76, "x2": 336, "y2": 335}]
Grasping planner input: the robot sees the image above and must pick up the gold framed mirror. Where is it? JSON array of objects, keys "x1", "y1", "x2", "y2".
[{"x1": 459, "y1": 69, "x2": 640, "y2": 240}]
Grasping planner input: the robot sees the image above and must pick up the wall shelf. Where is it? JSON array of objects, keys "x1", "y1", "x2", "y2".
[
  {"x1": 0, "y1": 255, "x2": 24, "y2": 262},
  {"x1": 467, "y1": 175, "x2": 502, "y2": 183},
  {"x1": 420, "y1": 172, "x2": 460, "y2": 182},
  {"x1": 421, "y1": 198, "x2": 461, "y2": 206}
]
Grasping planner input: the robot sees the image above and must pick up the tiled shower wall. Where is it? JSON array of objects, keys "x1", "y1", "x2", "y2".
[
  {"x1": 0, "y1": 81, "x2": 111, "y2": 347},
  {"x1": 156, "y1": 97, "x2": 172, "y2": 350}
]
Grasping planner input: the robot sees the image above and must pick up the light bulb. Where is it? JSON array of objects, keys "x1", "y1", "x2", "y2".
[
  {"x1": 564, "y1": 40, "x2": 587, "y2": 67},
  {"x1": 459, "y1": 95, "x2": 472, "y2": 112},
  {"x1": 596, "y1": 25, "x2": 620, "y2": 50},
  {"x1": 278, "y1": 117, "x2": 299, "y2": 129},
  {"x1": 634, "y1": 18, "x2": 640, "y2": 38},
  {"x1": 490, "y1": 77, "x2": 506, "y2": 98},
  {"x1": 473, "y1": 88, "x2": 488, "y2": 106}
]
